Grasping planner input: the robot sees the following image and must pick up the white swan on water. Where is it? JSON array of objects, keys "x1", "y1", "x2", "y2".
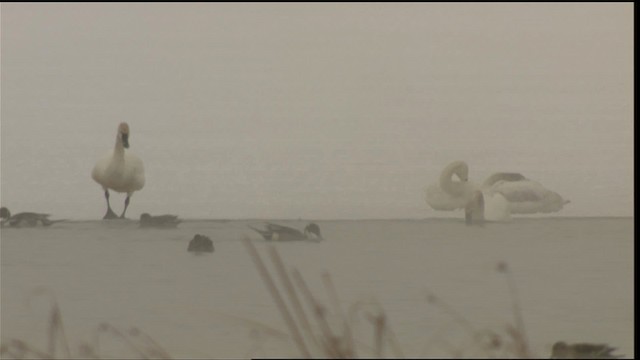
[
  {"x1": 92, "y1": 122, "x2": 145, "y2": 219},
  {"x1": 425, "y1": 161, "x2": 569, "y2": 223},
  {"x1": 425, "y1": 161, "x2": 510, "y2": 223}
]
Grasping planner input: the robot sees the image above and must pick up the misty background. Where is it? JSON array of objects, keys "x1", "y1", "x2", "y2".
[{"x1": 0, "y1": 3, "x2": 633, "y2": 220}]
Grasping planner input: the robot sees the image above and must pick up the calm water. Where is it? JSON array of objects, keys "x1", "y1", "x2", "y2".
[{"x1": 0, "y1": 217, "x2": 633, "y2": 358}]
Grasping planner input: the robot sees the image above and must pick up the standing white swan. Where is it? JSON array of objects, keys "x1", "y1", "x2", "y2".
[
  {"x1": 92, "y1": 122, "x2": 145, "y2": 219},
  {"x1": 425, "y1": 161, "x2": 569, "y2": 223}
]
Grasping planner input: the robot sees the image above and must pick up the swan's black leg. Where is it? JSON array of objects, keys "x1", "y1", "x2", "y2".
[
  {"x1": 103, "y1": 190, "x2": 118, "y2": 219},
  {"x1": 119, "y1": 195, "x2": 130, "y2": 219}
]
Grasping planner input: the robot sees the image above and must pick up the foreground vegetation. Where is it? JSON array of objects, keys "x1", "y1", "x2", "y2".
[{"x1": 1, "y1": 241, "x2": 536, "y2": 359}]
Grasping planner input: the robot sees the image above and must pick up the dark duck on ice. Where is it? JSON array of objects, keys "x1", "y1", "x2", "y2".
[
  {"x1": 0, "y1": 207, "x2": 64, "y2": 227},
  {"x1": 139, "y1": 213, "x2": 181, "y2": 228},
  {"x1": 550, "y1": 341, "x2": 624, "y2": 359},
  {"x1": 249, "y1": 222, "x2": 323, "y2": 242}
]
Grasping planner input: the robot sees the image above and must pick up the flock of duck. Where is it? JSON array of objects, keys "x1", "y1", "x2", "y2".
[{"x1": 1, "y1": 121, "x2": 571, "y2": 233}]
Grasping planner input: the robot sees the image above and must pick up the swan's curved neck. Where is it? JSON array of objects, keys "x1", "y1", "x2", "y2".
[
  {"x1": 113, "y1": 134, "x2": 125, "y2": 158},
  {"x1": 465, "y1": 190, "x2": 485, "y2": 226},
  {"x1": 440, "y1": 161, "x2": 467, "y2": 196}
]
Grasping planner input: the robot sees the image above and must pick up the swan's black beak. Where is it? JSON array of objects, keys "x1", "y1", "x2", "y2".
[{"x1": 122, "y1": 133, "x2": 130, "y2": 148}]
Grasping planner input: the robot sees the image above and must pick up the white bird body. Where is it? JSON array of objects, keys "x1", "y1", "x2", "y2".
[
  {"x1": 485, "y1": 178, "x2": 569, "y2": 214},
  {"x1": 425, "y1": 183, "x2": 476, "y2": 211},
  {"x1": 425, "y1": 161, "x2": 510, "y2": 222},
  {"x1": 92, "y1": 122, "x2": 145, "y2": 219},
  {"x1": 427, "y1": 182, "x2": 512, "y2": 222},
  {"x1": 92, "y1": 150, "x2": 145, "y2": 194},
  {"x1": 480, "y1": 189, "x2": 511, "y2": 221},
  {"x1": 425, "y1": 161, "x2": 568, "y2": 223}
]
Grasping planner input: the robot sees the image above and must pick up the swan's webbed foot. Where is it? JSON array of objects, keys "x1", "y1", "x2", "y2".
[
  {"x1": 103, "y1": 208, "x2": 118, "y2": 220},
  {"x1": 102, "y1": 190, "x2": 119, "y2": 220}
]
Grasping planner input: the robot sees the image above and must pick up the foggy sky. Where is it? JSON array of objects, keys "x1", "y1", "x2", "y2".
[{"x1": 0, "y1": 3, "x2": 634, "y2": 219}]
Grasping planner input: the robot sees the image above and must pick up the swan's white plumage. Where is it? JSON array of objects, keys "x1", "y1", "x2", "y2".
[
  {"x1": 92, "y1": 151, "x2": 145, "y2": 193},
  {"x1": 425, "y1": 161, "x2": 568, "y2": 221},
  {"x1": 481, "y1": 190, "x2": 511, "y2": 221},
  {"x1": 92, "y1": 122, "x2": 145, "y2": 197},
  {"x1": 486, "y1": 178, "x2": 568, "y2": 214},
  {"x1": 425, "y1": 183, "x2": 475, "y2": 211},
  {"x1": 426, "y1": 184, "x2": 512, "y2": 222},
  {"x1": 425, "y1": 161, "x2": 511, "y2": 222}
]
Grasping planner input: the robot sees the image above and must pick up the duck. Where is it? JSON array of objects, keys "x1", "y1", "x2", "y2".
[
  {"x1": 550, "y1": 341, "x2": 623, "y2": 359},
  {"x1": 91, "y1": 122, "x2": 145, "y2": 220},
  {"x1": 187, "y1": 234, "x2": 214, "y2": 253},
  {"x1": 249, "y1": 222, "x2": 323, "y2": 242},
  {"x1": 139, "y1": 213, "x2": 181, "y2": 228},
  {"x1": 0, "y1": 207, "x2": 64, "y2": 227}
]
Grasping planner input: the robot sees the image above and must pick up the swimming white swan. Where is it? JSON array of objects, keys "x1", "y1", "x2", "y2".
[
  {"x1": 425, "y1": 161, "x2": 511, "y2": 223},
  {"x1": 91, "y1": 122, "x2": 145, "y2": 219},
  {"x1": 425, "y1": 161, "x2": 569, "y2": 222}
]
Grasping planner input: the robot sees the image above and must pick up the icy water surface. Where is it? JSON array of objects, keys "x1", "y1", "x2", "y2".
[{"x1": 0, "y1": 218, "x2": 633, "y2": 358}]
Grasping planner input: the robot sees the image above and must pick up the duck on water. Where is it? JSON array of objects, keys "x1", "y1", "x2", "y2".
[{"x1": 249, "y1": 222, "x2": 323, "y2": 242}]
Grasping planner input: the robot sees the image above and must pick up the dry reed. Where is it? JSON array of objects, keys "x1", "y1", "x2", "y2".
[
  {"x1": 242, "y1": 237, "x2": 407, "y2": 359},
  {"x1": 424, "y1": 260, "x2": 534, "y2": 358},
  {"x1": 0, "y1": 290, "x2": 171, "y2": 359},
  {"x1": 2, "y1": 244, "x2": 536, "y2": 359}
]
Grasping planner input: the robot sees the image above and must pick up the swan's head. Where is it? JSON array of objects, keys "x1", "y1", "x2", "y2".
[
  {"x1": 304, "y1": 223, "x2": 322, "y2": 240},
  {"x1": 439, "y1": 161, "x2": 471, "y2": 196},
  {"x1": 0, "y1": 207, "x2": 10, "y2": 219},
  {"x1": 118, "y1": 122, "x2": 130, "y2": 149},
  {"x1": 457, "y1": 168, "x2": 469, "y2": 182},
  {"x1": 447, "y1": 161, "x2": 469, "y2": 182}
]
